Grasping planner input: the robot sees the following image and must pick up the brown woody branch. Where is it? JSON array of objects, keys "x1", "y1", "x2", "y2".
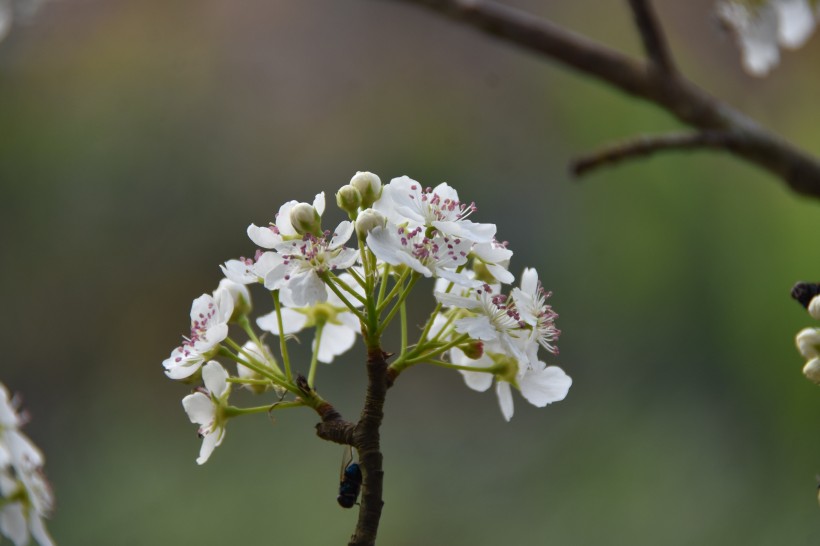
[
  {"x1": 347, "y1": 346, "x2": 389, "y2": 546},
  {"x1": 628, "y1": 0, "x2": 675, "y2": 74},
  {"x1": 570, "y1": 130, "x2": 736, "y2": 176},
  {"x1": 388, "y1": 0, "x2": 820, "y2": 199}
]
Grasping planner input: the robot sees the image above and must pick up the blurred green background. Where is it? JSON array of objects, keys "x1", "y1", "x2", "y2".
[{"x1": 2, "y1": 0, "x2": 820, "y2": 544}]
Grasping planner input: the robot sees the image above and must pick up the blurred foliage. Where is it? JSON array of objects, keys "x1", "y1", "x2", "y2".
[{"x1": 2, "y1": 0, "x2": 820, "y2": 544}]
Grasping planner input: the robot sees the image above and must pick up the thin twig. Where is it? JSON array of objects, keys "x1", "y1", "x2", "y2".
[
  {"x1": 627, "y1": 0, "x2": 675, "y2": 73},
  {"x1": 571, "y1": 130, "x2": 735, "y2": 176},
  {"x1": 389, "y1": 0, "x2": 820, "y2": 199}
]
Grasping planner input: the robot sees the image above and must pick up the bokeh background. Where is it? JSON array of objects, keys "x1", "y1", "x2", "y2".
[{"x1": 3, "y1": 0, "x2": 820, "y2": 544}]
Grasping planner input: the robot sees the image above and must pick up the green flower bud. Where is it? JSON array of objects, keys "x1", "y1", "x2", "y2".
[
  {"x1": 355, "y1": 209, "x2": 387, "y2": 239},
  {"x1": 290, "y1": 202, "x2": 322, "y2": 236},
  {"x1": 336, "y1": 184, "x2": 362, "y2": 215},
  {"x1": 350, "y1": 171, "x2": 382, "y2": 208}
]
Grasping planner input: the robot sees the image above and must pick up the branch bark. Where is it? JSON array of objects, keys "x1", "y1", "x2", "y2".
[
  {"x1": 570, "y1": 130, "x2": 736, "y2": 176},
  {"x1": 347, "y1": 346, "x2": 388, "y2": 546},
  {"x1": 388, "y1": 0, "x2": 820, "y2": 199},
  {"x1": 628, "y1": 0, "x2": 675, "y2": 74}
]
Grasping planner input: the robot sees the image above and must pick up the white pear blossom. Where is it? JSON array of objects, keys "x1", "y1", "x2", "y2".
[
  {"x1": 452, "y1": 343, "x2": 571, "y2": 421},
  {"x1": 435, "y1": 284, "x2": 527, "y2": 361},
  {"x1": 471, "y1": 239, "x2": 514, "y2": 284},
  {"x1": 247, "y1": 192, "x2": 327, "y2": 249},
  {"x1": 182, "y1": 361, "x2": 231, "y2": 465},
  {"x1": 0, "y1": 383, "x2": 54, "y2": 546},
  {"x1": 374, "y1": 176, "x2": 496, "y2": 243},
  {"x1": 511, "y1": 268, "x2": 560, "y2": 356},
  {"x1": 221, "y1": 250, "x2": 282, "y2": 286},
  {"x1": 366, "y1": 223, "x2": 473, "y2": 284},
  {"x1": 264, "y1": 222, "x2": 358, "y2": 306},
  {"x1": 163, "y1": 289, "x2": 234, "y2": 380},
  {"x1": 257, "y1": 274, "x2": 364, "y2": 363}
]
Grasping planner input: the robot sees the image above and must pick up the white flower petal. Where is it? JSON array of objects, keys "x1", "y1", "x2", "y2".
[
  {"x1": 486, "y1": 263, "x2": 514, "y2": 284},
  {"x1": 28, "y1": 513, "x2": 54, "y2": 546},
  {"x1": 256, "y1": 308, "x2": 309, "y2": 335},
  {"x1": 220, "y1": 259, "x2": 258, "y2": 285},
  {"x1": 247, "y1": 223, "x2": 283, "y2": 249},
  {"x1": 775, "y1": 0, "x2": 815, "y2": 48},
  {"x1": 289, "y1": 270, "x2": 328, "y2": 307},
  {"x1": 316, "y1": 322, "x2": 356, "y2": 363},
  {"x1": 328, "y1": 221, "x2": 354, "y2": 250},
  {"x1": 202, "y1": 361, "x2": 229, "y2": 398},
  {"x1": 313, "y1": 192, "x2": 326, "y2": 217},
  {"x1": 182, "y1": 392, "x2": 215, "y2": 426},
  {"x1": 432, "y1": 219, "x2": 496, "y2": 244},
  {"x1": 275, "y1": 200, "x2": 299, "y2": 236},
  {"x1": 454, "y1": 315, "x2": 499, "y2": 341},
  {"x1": 196, "y1": 426, "x2": 224, "y2": 465},
  {"x1": 496, "y1": 381, "x2": 514, "y2": 422},
  {"x1": 519, "y1": 364, "x2": 572, "y2": 407},
  {"x1": 719, "y1": 2, "x2": 780, "y2": 75},
  {"x1": 330, "y1": 247, "x2": 359, "y2": 271},
  {"x1": 473, "y1": 241, "x2": 512, "y2": 263},
  {"x1": 0, "y1": 502, "x2": 27, "y2": 546}
]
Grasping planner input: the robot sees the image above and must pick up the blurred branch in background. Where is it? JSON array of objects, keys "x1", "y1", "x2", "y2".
[{"x1": 387, "y1": 0, "x2": 820, "y2": 200}]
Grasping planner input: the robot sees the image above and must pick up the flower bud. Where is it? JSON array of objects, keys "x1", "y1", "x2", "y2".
[
  {"x1": 237, "y1": 341, "x2": 280, "y2": 394},
  {"x1": 796, "y1": 327, "x2": 820, "y2": 359},
  {"x1": 350, "y1": 171, "x2": 382, "y2": 208},
  {"x1": 355, "y1": 209, "x2": 387, "y2": 239},
  {"x1": 215, "y1": 278, "x2": 252, "y2": 320},
  {"x1": 804, "y1": 358, "x2": 820, "y2": 385},
  {"x1": 810, "y1": 296, "x2": 820, "y2": 321},
  {"x1": 290, "y1": 202, "x2": 321, "y2": 236},
  {"x1": 336, "y1": 184, "x2": 362, "y2": 215},
  {"x1": 459, "y1": 339, "x2": 484, "y2": 360}
]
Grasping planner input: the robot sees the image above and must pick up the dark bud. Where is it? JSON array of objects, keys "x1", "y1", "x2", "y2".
[
  {"x1": 791, "y1": 282, "x2": 820, "y2": 309},
  {"x1": 296, "y1": 374, "x2": 312, "y2": 395}
]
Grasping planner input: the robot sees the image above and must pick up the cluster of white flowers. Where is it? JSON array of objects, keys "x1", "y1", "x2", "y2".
[
  {"x1": 0, "y1": 383, "x2": 54, "y2": 546},
  {"x1": 795, "y1": 287, "x2": 820, "y2": 384},
  {"x1": 718, "y1": 0, "x2": 819, "y2": 75},
  {"x1": 163, "y1": 172, "x2": 572, "y2": 463}
]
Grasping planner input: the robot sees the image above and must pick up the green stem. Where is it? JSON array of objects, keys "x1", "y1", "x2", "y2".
[
  {"x1": 375, "y1": 268, "x2": 411, "y2": 315},
  {"x1": 426, "y1": 359, "x2": 503, "y2": 374},
  {"x1": 399, "y1": 303, "x2": 409, "y2": 357},
  {"x1": 327, "y1": 271, "x2": 368, "y2": 306},
  {"x1": 272, "y1": 291, "x2": 293, "y2": 381},
  {"x1": 224, "y1": 401, "x2": 304, "y2": 417},
  {"x1": 308, "y1": 322, "x2": 324, "y2": 388},
  {"x1": 376, "y1": 274, "x2": 420, "y2": 336},
  {"x1": 376, "y1": 263, "x2": 391, "y2": 309},
  {"x1": 409, "y1": 334, "x2": 470, "y2": 363},
  {"x1": 347, "y1": 265, "x2": 368, "y2": 290},
  {"x1": 323, "y1": 274, "x2": 368, "y2": 323},
  {"x1": 219, "y1": 342, "x2": 280, "y2": 382}
]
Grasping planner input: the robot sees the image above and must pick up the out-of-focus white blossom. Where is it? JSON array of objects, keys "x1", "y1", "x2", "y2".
[
  {"x1": 719, "y1": 0, "x2": 818, "y2": 76},
  {"x1": 0, "y1": 383, "x2": 54, "y2": 546}
]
